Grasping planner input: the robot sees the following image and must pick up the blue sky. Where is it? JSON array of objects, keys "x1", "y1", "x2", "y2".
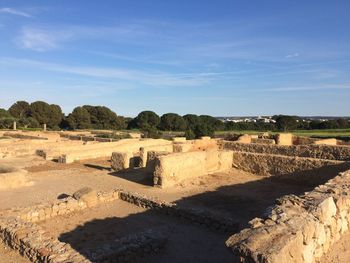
[{"x1": 0, "y1": 0, "x2": 349, "y2": 117}]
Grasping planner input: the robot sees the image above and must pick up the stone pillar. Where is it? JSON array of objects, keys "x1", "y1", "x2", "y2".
[
  {"x1": 43, "y1": 124, "x2": 47, "y2": 131},
  {"x1": 13, "y1": 121, "x2": 16, "y2": 130}
]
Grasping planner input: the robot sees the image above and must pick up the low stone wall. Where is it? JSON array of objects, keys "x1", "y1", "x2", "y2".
[
  {"x1": 58, "y1": 139, "x2": 170, "y2": 163},
  {"x1": 153, "y1": 150, "x2": 233, "y2": 188},
  {"x1": 118, "y1": 190, "x2": 238, "y2": 233},
  {"x1": 226, "y1": 169, "x2": 350, "y2": 263},
  {"x1": 0, "y1": 217, "x2": 88, "y2": 262},
  {"x1": 219, "y1": 141, "x2": 350, "y2": 161},
  {"x1": 314, "y1": 138, "x2": 338, "y2": 145},
  {"x1": 232, "y1": 151, "x2": 350, "y2": 177},
  {"x1": 0, "y1": 186, "x2": 238, "y2": 263},
  {"x1": 251, "y1": 138, "x2": 275, "y2": 145}
]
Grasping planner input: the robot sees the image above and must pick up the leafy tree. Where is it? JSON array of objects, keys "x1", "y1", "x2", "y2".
[
  {"x1": 82, "y1": 105, "x2": 124, "y2": 129},
  {"x1": 18, "y1": 117, "x2": 40, "y2": 128},
  {"x1": 0, "y1": 108, "x2": 11, "y2": 118},
  {"x1": 275, "y1": 115, "x2": 298, "y2": 131},
  {"x1": 318, "y1": 120, "x2": 339, "y2": 129},
  {"x1": 0, "y1": 118, "x2": 16, "y2": 129},
  {"x1": 67, "y1": 107, "x2": 91, "y2": 129},
  {"x1": 28, "y1": 101, "x2": 63, "y2": 129},
  {"x1": 141, "y1": 126, "x2": 162, "y2": 139},
  {"x1": 133, "y1": 111, "x2": 160, "y2": 129},
  {"x1": 159, "y1": 113, "x2": 186, "y2": 131},
  {"x1": 193, "y1": 123, "x2": 214, "y2": 138},
  {"x1": 8, "y1": 101, "x2": 30, "y2": 118},
  {"x1": 184, "y1": 129, "x2": 196, "y2": 140},
  {"x1": 199, "y1": 115, "x2": 224, "y2": 131},
  {"x1": 183, "y1": 114, "x2": 201, "y2": 130}
]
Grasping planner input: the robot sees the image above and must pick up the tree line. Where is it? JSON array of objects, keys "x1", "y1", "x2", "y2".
[{"x1": 0, "y1": 101, "x2": 349, "y2": 139}]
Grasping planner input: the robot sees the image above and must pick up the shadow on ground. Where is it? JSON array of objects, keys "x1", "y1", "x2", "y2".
[{"x1": 57, "y1": 162, "x2": 349, "y2": 262}]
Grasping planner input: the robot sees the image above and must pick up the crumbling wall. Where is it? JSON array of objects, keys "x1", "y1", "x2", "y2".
[
  {"x1": 236, "y1": 134, "x2": 252, "y2": 144},
  {"x1": 111, "y1": 151, "x2": 134, "y2": 171},
  {"x1": 146, "y1": 151, "x2": 170, "y2": 173},
  {"x1": 314, "y1": 138, "x2": 338, "y2": 146},
  {"x1": 153, "y1": 150, "x2": 232, "y2": 187},
  {"x1": 276, "y1": 133, "x2": 293, "y2": 146},
  {"x1": 139, "y1": 143, "x2": 174, "y2": 167},
  {"x1": 219, "y1": 141, "x2": 350, "y2": 161},
  {"x1": 173, "y1": 138, "x2": 218, "y2": 153},
  {"x1": 232, "y1": 151, "x2": 350, "y2": 177},
  {"x1": 226, "y1": 170, "x2": 350, "y2": 263},
  {"x1": 58, "y1": 139, "x2": 170, "y2": 163}
]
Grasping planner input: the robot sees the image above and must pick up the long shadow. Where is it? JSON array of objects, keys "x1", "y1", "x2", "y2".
[
  {"x1": 173, "y1": 162, "x2": 350, "y2": 228},
  {"x1": 55, "y1": 162, "x2": 350, "y2": 262},
  {"x1": 108, "y1": 167, "x2": 154, "y2": 186},
  {"x1": 57, "y1": 206, "x2": 235, "y2": 263},
  {"x1": 84, "y1": 163, "x2": 111, "y2": 171}
]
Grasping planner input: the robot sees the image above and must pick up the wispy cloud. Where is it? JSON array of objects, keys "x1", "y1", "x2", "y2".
[
  {"x1": 16, "y1": 26, "x2": 74, "y2": 51},
  {"x1": 0, "y1": 7, "x2": 32, "y2": 18},
  {"x1": 285, "y1": 53, "x2": 300, "y2": 58},
  {"x1": 264, "y1": 83, "x2": 350, "y2": 92},
  {"x1": 0, "y1": 57, "x2": 217, "y2": 87}
]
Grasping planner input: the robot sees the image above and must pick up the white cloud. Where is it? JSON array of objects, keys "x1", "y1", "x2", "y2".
[
  {"x1": 285, "y1": 53, "x2": 300, "y2": 58},
  {"x1": 17, "y1": 27, "x2": 74, "y2": 51},
  {"x1": 0, "y1": 7, "x2": 32, "y2": 18}
]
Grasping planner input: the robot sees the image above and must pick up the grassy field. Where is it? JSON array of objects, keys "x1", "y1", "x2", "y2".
[{"x1": 215, "y1": 129, "x2": 350, "y2": 141}]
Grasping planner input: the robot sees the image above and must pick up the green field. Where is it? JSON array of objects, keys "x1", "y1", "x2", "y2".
[{"x1": 215, "y1": 128, "x2": 350, "y2": 141}]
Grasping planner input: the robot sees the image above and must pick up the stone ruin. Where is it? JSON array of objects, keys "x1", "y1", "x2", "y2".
[{"x1": 1, "y1": 130, "x2": 350, "y2": 262}]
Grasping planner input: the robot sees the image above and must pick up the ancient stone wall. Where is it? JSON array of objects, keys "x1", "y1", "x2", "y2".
[
  {"x1": 58, "y1": 139, "x2": 170, "y2": 163},
  {"x1": 153, "y1": 150, "x2": 232, "y2": 188},
  {"x1": 139, "y1": 143, "x2": 174, "y2": 167},
  {"x1": 276, "y1": 133, "x2": 293, "y2": 145},
  {"x1": 314, "y1": 138, "x2": 338, "y2": 145},
  {"x1": 219, "y1": 141, "x2": 350, "y2": 161},
  {"x1": 232, "y1": 151, "x2": 350, "y2": 177},
  {"x1": 226, "y1": 170, "x2": 350, "y2": 263}
]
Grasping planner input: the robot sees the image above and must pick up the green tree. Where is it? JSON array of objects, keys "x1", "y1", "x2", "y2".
[
  {"x1": 18, "y1": 117, "x2": 40, "y2": 128},
  {"x1": 199, "y1": 115, "x2": 224, "y2": 131},
  {"x1": 183, "y1": 114, "x2": 201, "y2": 130},
  {"x1": 159, "y1": 113, "x2": 186, "y2": 131},
  {"x1": 275, "y1": 115, "x2": 298, "y2": 131},
  {"x1": 28, "y1": 101, "x2": 63, "y2": 129},
  {"x1": 134, "y1": 111, "x2": 160, "y2": 129},
  {"x1": 0, "y1": 108, "x2": 11, "y2": 118},
  {"x1": 8, "y1": 101, "x2": 30, "y2": 118},
  {"x1": 193, "y1": 123, "x2": 214, "y2": 138},
  {"x1": 184, "y1": 129, "x2": 195, "y2": 140},
  {"x1": 67, "y1": 107, "x2": 91, "y2": 129},
  {"x1": 82, "y1": 105, "x2": 124, "y2": 129}
]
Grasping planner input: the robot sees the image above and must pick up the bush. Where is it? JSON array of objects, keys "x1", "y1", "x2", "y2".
[
  {"x1": 18, "y1": 117, "x2": 40, "y2": 128},
  {"x1": 0, "y1": 118, "x2": 16, "y2": 129},
  {"x1": 141, "y1": 126, "x2": 162, "y2": 139},
  {"x1": 184, "y1": 129, "x2": 195, "y2": 140}
]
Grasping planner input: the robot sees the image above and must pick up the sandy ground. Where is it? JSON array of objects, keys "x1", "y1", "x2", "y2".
[
  {"x1": 39, "y1": 199, "x2": 234, "y2": 262},
  {"x1": 0, "y1": 154, "x2": 347, "y2": 262},
  {"x1": 0, "y1": 243, "x2": 30, "y2": 263}
]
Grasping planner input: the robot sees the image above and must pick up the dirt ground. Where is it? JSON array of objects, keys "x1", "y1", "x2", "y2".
[
  {"x1": 0, "y1": 154, "x2": 347, "y2": 262},
  {"x1": 39, "y1": 199, "x2": 234, "y2": 262}
]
